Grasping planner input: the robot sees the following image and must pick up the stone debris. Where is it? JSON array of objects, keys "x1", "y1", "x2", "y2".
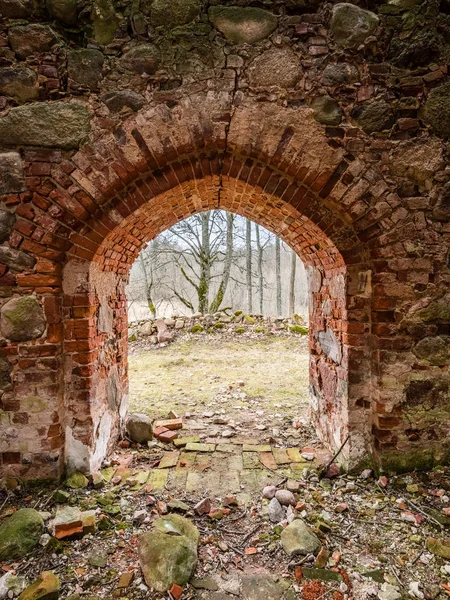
[
  {"x1": 126, "y1": 413, "x2": 153, "y2": 443},
  {"x1": 18, "y1": 571, "x2": 59, "y2": 600},
  {"x1": 0, "y1": 509, "x2": 44, "y2": 561}
]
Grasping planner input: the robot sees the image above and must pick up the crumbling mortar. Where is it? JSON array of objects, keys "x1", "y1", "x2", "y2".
[{"x1": 217, "y1": 61, "x2": 239, "y2": 210}]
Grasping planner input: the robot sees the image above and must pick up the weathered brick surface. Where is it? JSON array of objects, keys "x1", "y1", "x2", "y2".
[{"x1": 0, "y1": 0, "x2": 449, "y2": 478}]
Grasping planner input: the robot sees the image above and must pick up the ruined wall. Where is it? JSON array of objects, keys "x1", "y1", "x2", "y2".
[{"x1": 0, "y1": 0, "x2": 449, "y2": 478}]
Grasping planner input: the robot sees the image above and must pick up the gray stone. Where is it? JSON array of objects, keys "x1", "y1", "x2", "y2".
[
  {"x1": 248, "y1": 47, "x2": 301, "y2": 89},
  {"x1": 0, "y1": 573, "x2": 27, "y2": 599},
  {"x1": 208, "y1": 6, "x2": 277, "y2": 45},
  {"x1": 150, "y1": 0, "x2": 200, "y2": 28},
  {"x1": 0, "y1": 210, "x2": 16, "y2": 244},
  {"x1": 321, "y1": 63, "x2": 359, "y2": 86},
  {"x1": 275, "y1": 489, "x2": 296, "y2": 506},
  {"x1": 92, "y1": 0, "x2": 118, "y2": 45},
  {"x1": 280, "y1": 519, "x2": 321, "y2": 557},
  {"x1": 8, "y1": 24, "x2": 57, "y2": 59},
  {"x1": 330, "y1": 3, "x2": 379, "y2": 49},
  {"x1": 424, "y1": 82, "x2": 450, "y2": 139},
  {"x1": 311, "y1": 95, "x2": 342, "y2": 125},
  {"x1": 413, "y1": 336, "x2": 449, "y2": 367},
  {"x1": 317, "y1": 328, "x2": 342, "y2": 364},
  {"x1": 0, "y1": 67, "x2": 39, "y2": 103},
  {"x1": 126, "y1": 413, "x2": 153, "y2": 443},
  {"x1": 138, "y1": 514, "x2": 199, "y2": 592},
  {"x1": 351, "y1": 100, "x2": 394, "y2": 134},
  {"x1": 68, "y1": 49, "x2": 104, "y2": 90},
  {"x1": 121, "y1": 44, "x2": 160, "y2": 75},
  {"x1": 46, "y1": 0, "x2": 78, "y2": 25},
  {"x1": 0, "y1": 295, "x2": 46, "y2": 342},
  {"x1": 0, "y1": 247, "x2": 35, "y2": 271},
  {"x1": 0, "y1": 103, "x2": 91, "y2": 150},
  {"x1": 241, "y1": 573, "x2": 290, "y2": 600},
  {"x1": 262, "y1": 485, "x2": 277, "y2": 499},
  {"x1": 0, "y1": 509, "x2": 44, "y2": 561},
  {"x1": 268, "y1": 497, "x2": 285, "y2": 523},
  {"x1": 0, "y1": 153, "x2": 25, "y2": 195},
  {"x1": 100, "y1": 90, "x2": 145, "y2": 113}
]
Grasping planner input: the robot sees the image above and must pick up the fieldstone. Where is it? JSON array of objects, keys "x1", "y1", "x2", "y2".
[
  {"x1": 0, "y1": 103, "x2": 91, "y2": 150},
  {"x1": 92, "y1": 0, "x2": 118, "y2": 45},
  {"x1": 268, "y1": 497, "x2": 285, "y2": 523},
  {"x1": 424, "y1": 82, "x2": 450, "y2": 139},
  {"x1": 156, "y1": 318, "x2": 173, "y2": 343},
  {"x1": 351, "y1": 100, "x2": 394, "y2": 134},
  {"x1": 0, "y1": 573, "x2": 27, "y2": 599},
  {"x1": 100, "y1": 90, "x2": 145, "y2": 113},
  {"x1": 46, "y1": 0, "x2": 78, "y2": 25},
  {"x1": 311, "y1": 95, "x2": 342, "y2": 125},
  {"x1": 121, "y1": 44, "x2": 160, "y2": 75},
  {"x1": 330, "y1": 3, "x2": 379, "y2": 49},
  {"x1": 126, "y1": 413, "x2": 153, "y2": 443},
  {"x1": 53, "y1": 489, "x2": 70, "y2": 503},
  {"x1": 389, "y1": 27, "x2": 440, "y2": 69},
  {"x1": 433, "y1": 182, "x2": 450, "y2": 221},
  {"x1": 18, "y1": 571, "x2": 59, "y2": 600},
  {"x1": 413, "y1": 336, "x2": 449, "y2": 366},
  {"x1": 321, "y1": 63, "x2": 359, "y2": 86},
  {"x1": 8, "y1": 24, "x2": 57, "y2": 59},
  {"x1": 262, "y1": 485, "x2": 277, "y2": 499},
  {"x1": 248, "y1": 47, "x2": 301, "y2": 89},
  {"x1": 0, "y1": 509, "x2": 44, "y2": 561},
  {"x1": 0, "y1": 247, "x2": 35, "y2": 272},
  {"x1": 68, "y1": 49, "x2": 104, "y2": 90},
  {"x1": 0, "y1": 152, "x2": 25, "y2": 195},
  {"x1": 275, "y1": 489, "x2": 296, "y2": 506},
  {"x1": 317, "y1": 328, "x2": 342, "y2": 364},
  {"x1": 241, "y1": 573, "x2": 290, "y2": 600},
  {"x1": 0, "y1": 356, "x2": 11, "y2": 391},
  {"x1": 66, "y1": 471, "x2": 89, "y2": 489},
  {"x1": 1, "y1": 296, "x2": 46, "y2": 342},
  {"x1": 0, "y1": 67, "x2": 39, "y2": 103},
  {"x1": 0, "y1": 0, "x2": 36, "y2": 18},
  {"x1": 208, "y1": 6, "x2": 277, "y2": 45},
  {"x1": 280, "y1": 519, "x2": 321, "y2": 556},
  {"x1": 138, "y1": 514, "x2": 199, "y2": 591},
  {"x1": 150, "y1": 0, "x2": 200, "y2": 27},
  {"x1": 390, "y1": 138, "x2": 444, "y2": 185},
  {"x1": 0, "y1": 210, "x2": 16, "y2": 243}
]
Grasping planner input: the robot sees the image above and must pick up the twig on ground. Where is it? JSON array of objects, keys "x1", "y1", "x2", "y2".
[{"x1": 318, "y1": 435, "x2": 349, "y2": 479}]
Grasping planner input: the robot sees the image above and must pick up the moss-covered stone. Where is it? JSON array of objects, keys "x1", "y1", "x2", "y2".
[
  {"x1": 8, "y1": 24, "x2": 57, "y2": 60},
  {"x1": 68, "y1": 49, "x2": 104, "y2": 91},
  {"x1": 0, "y1": 209, "x2": 16, "y2": 244},
  {"x1": 100, "y1": 90, "x2": 145, "y2": 113},
  {"x1": 120, "y1": 44, "x2": 160, "y2": 75},
  {"x1": 18, "y1": 571, "x2": 59, "y2": 600},
  {"x1": 388, "y1": 26, "x2": 441, "y2": 68},
  {"x1": 138, "y1": 514, "x2": 199, "y2": 591},
  {"x1": 0, "y1": 356, "x2": 12, "y2": 391},
  {"x1": 330, "y1": 3, "x2": 379, "y2": 49},
  {"x1": 280, "y1": 519, "x2": 321, "y2": 556},
  {"x1": 424, "y1": 82, "x2": 450, "y2": 138},
  {"x1": 190, "y1": 324, "x2": 204, "y2": 333},
  {"x1": 321, "y1": 63, "x2": 359, "y2": 86},
  {"x1": 351, "y1": 100, "x2": 394, "y2": 134},
  {"x1": 91, "y1": 0, "x2": 118, "y2": 45},
  {"x1": 66, "y1": 471, "x2": 89, "y2": 489},
  {"x1": 0, "y1": 102, "x2": 91, "y2": 150},
  {"x1": 413, "y1": 336, "x2": 449, "y2": 366},
  {"x1": 415, "y1": 296, "x2": 450, "y2": 323},
  {"x1": 0, "y1": 509, "x2": 44, "y2": 561},
  {"x1": 426, "y1": 537, "x2": 450, "y2": 559},
  {"x1": 150, "y1": 0, "x2": 200, "y2": 28},
  {"x1": 46, "y1": 0, "x2": 78, "y2": 25},
  {"x1": 208, "y1": 6, "x2": 277, "y2": 45},
  {"x1": 0, "y1": 67, "x2": 39, "y2": 103},
  {"x1": 289, "y1": 325, "x2": 308, "y2": 335},
  {"x1": 248, "y1": 47, "x2": 301, "y2": 89},
  {"x1": 0, "y1": 296, "x2": 46, "y2": 342},
  {"x1": 311, "y1": 95, "x2": 342, "y2": 125}
]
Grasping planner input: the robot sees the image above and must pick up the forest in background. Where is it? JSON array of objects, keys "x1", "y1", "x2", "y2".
[{"x1": 126, "y1": 210, "x2": 309, "y2": 322}]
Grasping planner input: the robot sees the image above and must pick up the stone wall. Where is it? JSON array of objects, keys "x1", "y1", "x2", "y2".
[{"x1": 0, "y1": 0, "x2": 449, "y2": 479}]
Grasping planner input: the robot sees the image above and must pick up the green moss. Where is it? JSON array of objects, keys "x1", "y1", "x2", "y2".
[
  {"x1": 189, "y1": 324, "x2": 204, "y2": 333},
  {"x1": 236, "y1": 327, "x2": 245, "y2": 334},
  {"x1": 254, "y1": 327, "x2": 265, "y2": 333},
  {"x1": 378, "y1": 448, "x2": 435, "y2": 475},
  {"x1": 91, "y1": 0, "x2": 118, "y2": 45},
  {"x1": 213, "y1": 322, "x2": 224, "y2": 329},
  {"x1": 289, "y1": 325, "x2": 308, "y2": 335},
  {"x1": 244, "y1": 315, "x2": 255, "y2": 324},
  {"x1": 234, "y1": 310, "x2": 243, "y2": 316}
]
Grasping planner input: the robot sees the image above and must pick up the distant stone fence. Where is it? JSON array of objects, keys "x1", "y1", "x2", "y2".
[{"x1": 128, "y1": 310, "x2": 308, "y2": 343}]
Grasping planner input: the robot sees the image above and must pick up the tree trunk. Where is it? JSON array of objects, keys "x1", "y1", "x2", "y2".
[
  {"x1": 198, "y1": 211, "x2": 211, "y2": 314},
  {"x1": 210, "y1": 212, "x2": 234, "y2": 313},
  {"x1": 138, "y1": 251, "x2": 156, "y2": 318},
  {"x1": 246, "y1": 218, "x2": 253, "y2": 313},
  {"x1": 255, "y1": 224, "x2": 264, "y2": 314},
  {"x1": 275, "y1": 235, "x2": 282, "y2": 316},
  {"x1": 289, "y1": 248, "x2": 296, "y2": 316}
]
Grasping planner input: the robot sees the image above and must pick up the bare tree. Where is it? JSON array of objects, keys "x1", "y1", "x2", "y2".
[
  {"x1": 275, "y1": 235, "x2": 282, "y2": 316},
  {"x1": 246, "y1": 218, "x2": 253, "y2": 313},
  {"x1": 210, "y1": 212, "x2": 235, "y2": 313},
  {"x1": 289, "y1": 247, "x2": 297, "y2": 316}
]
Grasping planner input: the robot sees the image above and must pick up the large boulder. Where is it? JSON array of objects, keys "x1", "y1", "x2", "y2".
[
  {"x1": 280, "y1": 519, "x2": 321, "y2": 557},
  {"x1": 0, "y1": 509, "x2": 44, "y2": 561},
  {"x1": 1, "y1": 296, "x2": 46, "y2": 342},
  {"x1": 126, "y1": 413, "x2": 153, "y2": 443},
  {"x1": 150, "y1": 0, "x2": 200, "y2": 28},
  {"x1": 0, "y1": 152, "x2": 25, "y2": 195},
  {"x1": 8, "y1": 24, "x2": 57, "y2": 59},
  {"x1": 351, "y1": 100, "x2": 394, "y2": 134},
  {"x1": 120, "y1": 44, "x2": 160, "y2": 75},
  {"x1": 0, "y1": 67, "x2": 39, "y2": 103},
  {"x1": 330, "y1": 3, "x2": 379, "y2": 49},
  {"x1": 0, "y1": 103, "x2": 91, "y2": 150},
  {"x1": 138, "y1": 514, "x2": 199, "y2": 591},
  {"x1": 248, "y1": 47, "x2": 301, "y2": 89},
  {"x1": 68, "y1": 49, "x2": 104, "y2": 91},
  {"x1": 424, "y1": 82, "x2": 450, "y2": 139},
  {"x1": 18, "y1": 571, "x2": 59, "y2": 600},
  {"x1": 46, "y1": 0, "x2": 78, "y2": 25},
  {"x1": 208, "y1": 6, "x2": 277, "y2": 45}
]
